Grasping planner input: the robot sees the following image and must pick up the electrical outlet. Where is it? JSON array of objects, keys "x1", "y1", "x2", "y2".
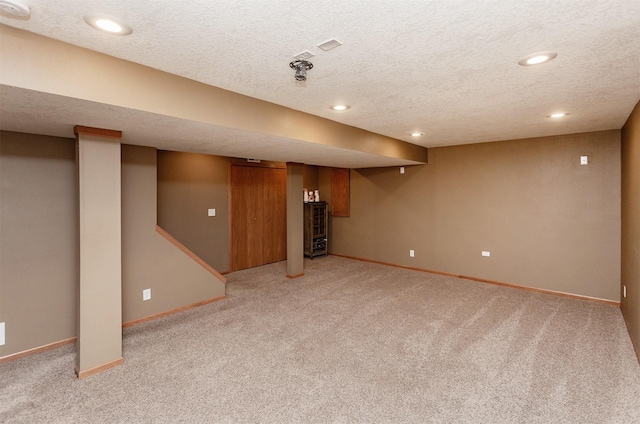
[
  {"x1": 482, "y1": 251, "x2": 491, "y2": 257},
  {"x1": 580, "y1": 155, "x2": 588, "y2": 165},
  {"x1": 409, "y1": 249, "x2": 415, "y2": 257},
  {"x1": 143, "y1": 289, "x2": 151, "y2": 301},
  {"x1": 0, "y1": 322, "x2": 5, "y2": 346},
  {"x1": 208, "y1": 208, "x2": 216, "y2": 217},
  {"x1": 624, "y1": 285, "x2": 627, "y2": 298},
  {"x1": 400, "y1": 167, "x2": 405, "y2": 174}
]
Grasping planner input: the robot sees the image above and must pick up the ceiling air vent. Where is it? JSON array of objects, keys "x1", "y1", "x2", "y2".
[
  {"x1": 316, "y1": 38, "x2": 342, "y2": 51},
  {"x1": 294, "y1": 51, "x2": 315, "y2": 61}
]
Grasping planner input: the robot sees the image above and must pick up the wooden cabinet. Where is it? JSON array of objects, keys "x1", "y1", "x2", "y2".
[
  {"x1": 331, "y1": 168, "x2": 350, "y2": 216},
  {"x1": 304, "y1": 202, "x2": 328, "y2": 259}
]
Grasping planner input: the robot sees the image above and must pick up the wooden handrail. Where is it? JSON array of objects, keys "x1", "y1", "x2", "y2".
[{"x1": 155, "y1": 225, "x2": 227, "y2": 284}]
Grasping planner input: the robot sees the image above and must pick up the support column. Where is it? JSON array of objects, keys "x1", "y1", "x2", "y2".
[
  {"x1": 286, "y1": 163, "x2": 304, "y2": 278},
  {"x1": 74, "y1": 126, "x2": 123, "y2": 378}
]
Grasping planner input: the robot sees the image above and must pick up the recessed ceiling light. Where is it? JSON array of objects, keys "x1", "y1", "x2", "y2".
[
  {"x1": 410, "y1": 132, "x2": 424, "y2": 137},
  {"x1": 84, "y1": 14, "x2": 133, "y2": 35},
  {"x1": 547, "y1": 112, "x2": 568, "y2": 118},
  {"x1": 0, "y1": 0, "x2": 30, "y2": 18},
  {"x1": 518, "y1": 51, "x2": 558, "y2": 66},
  {"x1": 331, "y1": 105, "x2": 350, "y2": 111}
]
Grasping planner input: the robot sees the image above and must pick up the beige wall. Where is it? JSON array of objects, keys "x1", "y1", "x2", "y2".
[
  {"x1": 0, "y1": 127, "x2": 628, "y2": 358},
  {"x1": 0, "y1": 131, "x2": 78, "y2": 357},
  {"x1": 157, "y1": 153, "x2": 305, "y2": 273},
  {"x1": 156, "y1": 156, "x2": 326, "y2": 275},
  {"x1": 157, "y1": 151, "x2": 230, "y2": 272},
  {"x1": 286, "y1": 163, "x2": 304, "y2": 277},
  {"x1": 0, "y1": 132, "x2": 226, "y2": 358},
  {"x1": 122, "y1": 145, "x2": 225, "y2": 324},
  {"x1": 76, "y1": 130, "x2": 123, "y2": 373},
  {"x1": 621, "y1": 100, "x2": 640, "y2": 358},
  {"x1": 303, "y1": 165, "x2": 319, "y2": 192},
  {"x1": 332, "y1": 130, "x2": 621, "y2": 301},
  {"x1": 318, "y1": 167, "x2": 334, "y2": 251}
]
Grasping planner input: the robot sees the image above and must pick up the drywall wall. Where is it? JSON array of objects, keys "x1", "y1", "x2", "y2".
[
  {"x1": 318, "y1": 167, "x2": 334, "y2": 252},
  {"x1": 122, "y1": 146, "x2": 225, "y2": 324},
  {"x1": 286, "y1": 163, "x2": 304, "y2": 278},
  {"x1": 303, "y1": 165, "x2": 319, "y2": 193},
  {"x1": 157, "y1": 153, "x2": 305, "y2": 273},
  {"x1": 157, "y1": 151, "x2": 230, "y2": 272},
  {"x1": 0, "y1": 132, "x2": 226, "y2": 358},
  {"x1": 621, "y1": 99, "x2": 640, "y2": 359},
  {"x1": 331, "y1": 130, "x2": 621, "y2": 301},
  {"x1": 0, "y1": 131, "x2": 78, "y2": 357},
  {"x1": 75, "y1": 128, "x2": 123, "y2": 375}
]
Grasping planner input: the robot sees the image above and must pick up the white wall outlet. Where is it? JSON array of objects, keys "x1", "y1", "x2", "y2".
[
  {"x1": 580, "y1": 155, "x2": 588, "y2": 165},
  {"x1": 400, "y1": 167, "x2": 405, "y2": 174},
  {"x1": 143, "y1": 288, "x2": 151, "y2": 301},
  {"x1": 0, "y1": 322, "x2": 5, "y2": 346},
  {"x1": 482, "y1": 251, "x2": 491, "y2": 257},
  {"x1": 208, "y1": 208, "x2": 216, "y2": 217},
  {"x1": 409, "y1": 249, "x2": 415, "y2": 257},
  {"x1": 623, "y1": 285, "x2": 627, "y2": 298}
]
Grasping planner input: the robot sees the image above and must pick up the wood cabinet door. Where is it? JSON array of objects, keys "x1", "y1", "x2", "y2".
[
  {"x1": 230, "y1": 164, "x2": 286, "y2": 271},
  {"x1": 331, "y1": 168, "x2": 350, "y2": 216}
]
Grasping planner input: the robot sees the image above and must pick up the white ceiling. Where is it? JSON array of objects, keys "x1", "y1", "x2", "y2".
[{"x1": 1, "y1": 0, "x2": 639, "y2": 166}]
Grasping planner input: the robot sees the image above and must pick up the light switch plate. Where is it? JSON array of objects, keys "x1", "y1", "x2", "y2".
[
  {"x1": 580, "y1": 155, "x2": 588, "y2": 165},
  {"x1": 0, "y1": 322, "x2": 5, "y2": 346},
  {"x1": 409, "y1": 249, "x2": 415, "y2": 257},
  {"x1": 208, "y1": 208, "x2": 216, "y2": 217},
  {"x1": 143, "y1": 289, "x2": 151, "y2": 301},
  {"x1": 400, "y1": 167, "x2": 405, "y2": 174}
]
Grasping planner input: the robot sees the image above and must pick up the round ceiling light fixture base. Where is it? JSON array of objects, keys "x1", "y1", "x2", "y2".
[
  {"x1": 290, "y1": 60, "x2": 313, "y2": 82},
  {"x1": 0, "y1": 0, "x2": 30, "y2": 18}
]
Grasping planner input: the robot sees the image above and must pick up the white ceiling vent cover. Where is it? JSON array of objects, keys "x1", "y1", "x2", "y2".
[
  {"x1": 317, "y1": 38, "x2": 343, "y2": 51},
  {"x1": 0, "y1": 0, "x2": 30, "y2": 17},
  {"x1": 294, "y1": 50, "x2": 315, "y2": 61}
]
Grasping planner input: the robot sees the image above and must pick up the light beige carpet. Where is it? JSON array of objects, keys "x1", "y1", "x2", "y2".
[{"x1": 2, "y1": 256, "x2": 639, "y2": 423}]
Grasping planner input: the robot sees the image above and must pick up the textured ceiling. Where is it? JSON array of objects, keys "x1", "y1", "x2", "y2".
[
  {"x1": 0, "y1": 86, "x2": 421, "y2": 168},
  {"x1": 1, "y1": 0, "x2": 639, "y2": 165}
]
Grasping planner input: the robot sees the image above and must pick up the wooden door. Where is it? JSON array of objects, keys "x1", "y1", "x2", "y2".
[
  {"x1": 263, "y1": 167, "x2": 287, "y2": 264},
  {"x1": 230, "y1": 165, "x2": 263, "y2": 270},
  {"x1": 230, "y1": 164, "x2": 287, "y2": 271}
]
